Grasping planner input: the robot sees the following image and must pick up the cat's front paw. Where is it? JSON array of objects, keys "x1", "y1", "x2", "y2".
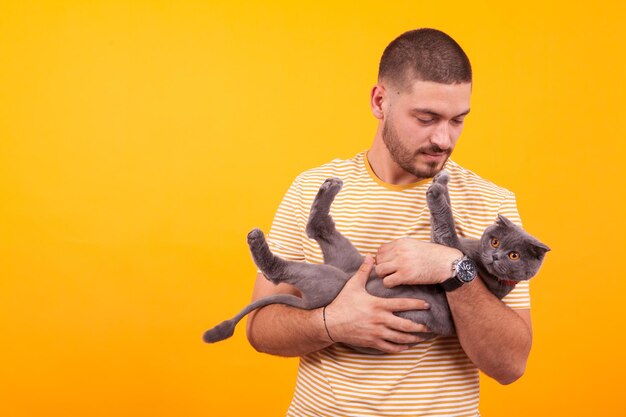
[
  {"x1": 309, "y1": 177, "x2": 343, "y2": 223},
  {"x1": 426, "y1": 182, "x2": 445, "y2": 200},
  {"x1": 427, "y1": 170, "x2": 449, "y2": 201},
  {"x1": 319, "y1": 177, "x2": 343, "y2": 195},
  {"x1": 433, "y1": 170, "x2": 450, "y2": 185}
]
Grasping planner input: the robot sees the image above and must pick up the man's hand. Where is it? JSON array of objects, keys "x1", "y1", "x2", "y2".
[
  {"x1": 375, "y1": 238, "x2": 462, "y2": 287},
  {"x1": 324, "y1": 254, "x2": 432, "y2": 353}
]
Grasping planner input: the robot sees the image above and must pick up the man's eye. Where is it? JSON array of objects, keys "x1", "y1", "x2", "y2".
[
  {"x1": 417, "y1": 118, "x2": 434, "y2": 124},
  {"x1": 451, "y1": 119, "x2": 464, "y2": 125}
]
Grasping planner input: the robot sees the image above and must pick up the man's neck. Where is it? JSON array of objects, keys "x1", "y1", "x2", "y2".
[{"x1": 367, "y1": 139, "x2": 425, "y2": 185}]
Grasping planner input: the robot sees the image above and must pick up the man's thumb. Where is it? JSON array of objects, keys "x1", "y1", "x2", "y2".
[{"x1": 351, "y1": 254, "x2": 374, "y2": 286}]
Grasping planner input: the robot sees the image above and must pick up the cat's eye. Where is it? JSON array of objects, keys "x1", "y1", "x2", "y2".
[
  {"x1": 490, "y1": 238, "x2": 500, "y2": 248},
  {"x1": 508, "y1": 252, "x2": 520, "y2": 260}
]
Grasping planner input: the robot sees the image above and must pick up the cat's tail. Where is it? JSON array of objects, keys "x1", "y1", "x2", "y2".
[{"x1": 203, "y1": 294, "x2": 309, "y2": 343}]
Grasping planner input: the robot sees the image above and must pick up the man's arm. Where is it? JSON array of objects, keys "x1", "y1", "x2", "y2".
[
  {"x1": 446, "y1": 277, "x2": 531, "y2": 385},
  {"x1": 376, "y1": 238, "x2": 532, "y2": 385},
  {"x1": 246, "y1": 255, "x2": 432, "y2": 357},
  {"x1": 246, "y1": 273, "x2": 331, "y2": 357}
]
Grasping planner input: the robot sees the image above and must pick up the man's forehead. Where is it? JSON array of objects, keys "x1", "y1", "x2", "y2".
[{"x1": 400, "y1": 80, "x2": 472, "y2": 116}]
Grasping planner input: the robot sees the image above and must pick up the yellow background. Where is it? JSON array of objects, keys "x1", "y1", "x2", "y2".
[{"x1": 1, "y1": 1, "x2": 625, "y2": 416}]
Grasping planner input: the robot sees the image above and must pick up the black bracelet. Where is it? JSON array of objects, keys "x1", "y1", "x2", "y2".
[{"x1": 322, "y1": 306, "x2": 335, "y2": 343}]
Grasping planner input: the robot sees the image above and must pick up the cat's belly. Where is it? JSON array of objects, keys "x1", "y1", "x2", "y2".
[{"x1": 365, "y1": 275, "x2": 455, "y2": 336}]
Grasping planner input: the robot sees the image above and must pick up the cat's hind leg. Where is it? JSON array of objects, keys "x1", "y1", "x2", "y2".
[
  {"x1": 248, "y1": 228, "x2": 296, "y2": 283},
  {"x1": 306, "y1": 178, "x2": 363, "y2": 274},
  {"x1": 248, "y1": 228, "x2": 349, "y2": 292}
]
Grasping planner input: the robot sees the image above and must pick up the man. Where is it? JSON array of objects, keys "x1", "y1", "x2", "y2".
[{"x1": 246, "y1": 28, "x2": 532, "y2": 416}]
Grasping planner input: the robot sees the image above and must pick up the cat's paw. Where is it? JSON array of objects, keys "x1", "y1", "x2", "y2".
[
  {"x1": 427, "y1": 170, "x2": 449, "y2": 201},
  {"x1": 426, "y1": 182, "x2": 445, "y2": 200},
  {"x1": 310, "y1": 178, "x2": 343, "y2": 222},
  {"x1": 433, "y1": 170, "x2": 450, "y2": 185},
  {"x1": 247, "y1": 228, "x2": 265, "y2": 247},
  {"x1": 319, "y1": 177, "x2": 343, "y2": 194}
]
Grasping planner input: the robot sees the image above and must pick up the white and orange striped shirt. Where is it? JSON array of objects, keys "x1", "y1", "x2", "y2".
[{"x1": 267, "y1": 151, "x2": 530, "y2": 417}]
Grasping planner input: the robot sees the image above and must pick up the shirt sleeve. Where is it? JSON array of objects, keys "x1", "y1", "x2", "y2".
[{"x1": 499, "y1": 192, "x2": 531, "y2": 310}]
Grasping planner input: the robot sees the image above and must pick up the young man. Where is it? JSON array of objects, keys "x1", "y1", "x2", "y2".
[{"x1": 247, "y1": 28, "x2": 532, "y2": 416}]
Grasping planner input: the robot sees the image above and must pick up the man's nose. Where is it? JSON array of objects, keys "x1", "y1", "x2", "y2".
[{"x1": 431, "y1": 122, "x2": 452, "y2": 150}]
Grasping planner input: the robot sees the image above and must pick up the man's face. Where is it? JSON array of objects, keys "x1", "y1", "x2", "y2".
[{"x1": 381, "y1": 80, "x2": 472, "y2": 180}]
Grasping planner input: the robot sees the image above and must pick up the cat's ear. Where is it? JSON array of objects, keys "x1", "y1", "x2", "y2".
[
  {"x1": 529, "y1": 238, "x2": 551, "y2": 259},
  {"x1": 496, "y1": 214, "x2": 516, "y2": 228}
]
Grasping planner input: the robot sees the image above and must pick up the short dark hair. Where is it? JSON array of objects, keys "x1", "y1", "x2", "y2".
[{"x1": 378, "y1": 28, "x2": 472, "y2": 89}]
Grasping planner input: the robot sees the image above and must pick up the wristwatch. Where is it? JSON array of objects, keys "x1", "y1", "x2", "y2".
[{"x1": 441, "y1": 255, "x2": 477, "y2": 292}]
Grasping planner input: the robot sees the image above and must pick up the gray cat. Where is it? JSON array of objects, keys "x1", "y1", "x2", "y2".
[{"x1": 203, "y1": 171, "x2": 549, "y2": 351}]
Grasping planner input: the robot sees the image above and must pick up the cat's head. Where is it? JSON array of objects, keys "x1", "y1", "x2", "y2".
[{"x1": 479, "y1": 215, "x2": 550, "y2": 283}]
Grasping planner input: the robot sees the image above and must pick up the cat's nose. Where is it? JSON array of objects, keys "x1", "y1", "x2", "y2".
[{"x1": 492, "y1": 254, "x2": 499, "y2": 261}]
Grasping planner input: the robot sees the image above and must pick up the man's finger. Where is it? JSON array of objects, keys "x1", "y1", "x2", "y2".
[
  {"x1": 349, "y1": 254, "x2": 374, "y2": 287},
  {"x1": 382, "y1": 329, "x2": 429, "y2": 345},
  {"x1": 381, "y1": 297, "x2": 430, "y2": 312},
  {"x1": 377, "y1": 242, "x2": 390, "y2": 253},
  {"x1": 376, "y1": 242, "x2": 394, "y2": 259},
  {"x1": 374, "y1": 261, "x2": 396, "y2": 278},
  {"x1": 382, "y1": 272, "x2": 402, "y2": 288},
  {"x1": 376, "y1": 341, "x2": 410, "y2": 354},
  {"x1": 386, "y1": 316, "x2": 432, "y2": 334}
]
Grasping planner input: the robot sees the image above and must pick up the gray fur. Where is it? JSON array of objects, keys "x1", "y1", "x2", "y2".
[
  {"x1": 427, "y1": 171, "x2": 550, "y2": 299},
  {"x1": 203, "y1": 173, "x2": 549, "y2": 350}
]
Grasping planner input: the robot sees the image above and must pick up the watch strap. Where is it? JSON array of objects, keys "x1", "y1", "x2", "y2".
[{"x1": 441, "y1": 276, "x2": 464, "y2": 291}]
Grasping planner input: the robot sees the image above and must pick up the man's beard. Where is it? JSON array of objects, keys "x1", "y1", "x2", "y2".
[{"x1": 382, "y1": 120, "x2": 450, "y2": 180}]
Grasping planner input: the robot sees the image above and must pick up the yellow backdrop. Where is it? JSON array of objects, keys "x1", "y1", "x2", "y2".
[{"x1": 1, "y1": 1, "x2": 625, "y2": 416}]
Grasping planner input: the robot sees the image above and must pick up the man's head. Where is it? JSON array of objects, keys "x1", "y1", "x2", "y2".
[
  {"x1": 378, "y1": 28, "x2": 472, "y2": 91},
  {"x1": 371, "y1": 29, "x2": 473, "y2": 181}
]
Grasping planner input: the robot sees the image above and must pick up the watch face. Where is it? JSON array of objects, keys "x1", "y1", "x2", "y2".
[{"x1": 457, "y1": 259, "x2": 477, "y2": 282}]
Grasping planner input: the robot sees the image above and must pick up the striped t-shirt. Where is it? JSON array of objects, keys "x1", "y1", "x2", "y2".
[{"x1": 267, "y1": 151, "x2": 530, "y2": 417}]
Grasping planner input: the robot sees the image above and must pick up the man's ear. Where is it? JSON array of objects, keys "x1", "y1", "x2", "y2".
[{"x1": 370, "y1": 84, "x2": 386, "y2": 120}]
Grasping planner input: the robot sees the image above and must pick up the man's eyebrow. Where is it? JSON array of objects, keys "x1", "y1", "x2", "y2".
[{"x1": 411, "y1": 108, "x2": 471, "y2": 118}]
